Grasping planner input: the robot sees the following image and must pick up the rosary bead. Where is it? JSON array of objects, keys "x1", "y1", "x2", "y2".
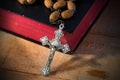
[
  {"x1": 44, "y1": 0, "x2": 54, "y2": 9},
  {"x1": 49, "y1": 10, "x2": 60, "y2": 23},
  {"x1": 17, "y1": 0, "x2": 36, "y2": 5},
  {"x1": 53, "y1": 0, "x2": 66, "y2": 10},
  {"x1": 67, "y1": 1, "x2": 76, "y2": 11},
  {"x1": 61, "y1": 9, "x2": 74, "y2": 19}
]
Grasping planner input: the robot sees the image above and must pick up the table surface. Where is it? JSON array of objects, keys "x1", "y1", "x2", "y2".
[{"x1": 0, "y1": 0, "x2": 120, "y2": 80}]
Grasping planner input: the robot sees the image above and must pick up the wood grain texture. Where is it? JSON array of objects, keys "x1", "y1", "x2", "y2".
[
  {"x1": 0, "y1": 0, "x2": 120, "y2": 80},
  {"x1": 0, "y1": 31, "x2": 73, "y2": 75}
]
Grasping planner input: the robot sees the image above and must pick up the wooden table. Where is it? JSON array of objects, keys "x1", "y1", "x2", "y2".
[{"x1": 0, "y1": 0, "x2": 120, "y2": 80}]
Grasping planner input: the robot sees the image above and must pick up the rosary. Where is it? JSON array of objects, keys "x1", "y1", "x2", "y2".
[{"x1": 18, "y1": 0, "x2": 76, "y2": 76}]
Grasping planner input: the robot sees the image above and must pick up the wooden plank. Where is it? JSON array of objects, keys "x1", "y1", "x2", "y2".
[
  {"x1": 0, "y1": 31, "x2": 73, "y2": 75},
  {"x1": 0, "y1": 69, "x2": 66, "y2": 80},
  {"x1": 1, "y1": 30, "x2": 120, "y2": 80}
]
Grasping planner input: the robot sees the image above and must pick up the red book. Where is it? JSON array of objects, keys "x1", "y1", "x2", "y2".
[{"x1": 0, "y1": 0, "x2": 108, "y2": 52}]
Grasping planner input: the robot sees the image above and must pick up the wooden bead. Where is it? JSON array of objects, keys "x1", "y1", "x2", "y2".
[
  {"x1": 18, "y1": 0, "x2": 25, "y2": 4},
  {"x1": 44, "y1": 0, "x2": 54, "y2": 9},
  {"x1": 67, "y1": 1, "x2": 76, "y2": 11},
  {"x1": 61, "y1": 10, "x2": 75, "y2": 19},
  {"x1": 26, "y1": 0, "x2": 36, "y2": 4},
  {"x1": 17, "y1": 0, "x2": 36, "y2": 5},
  {"x1": 53, "y1": 0, "x2": 66, "y2": 10},
  {"x1": 49, "y1": 10, "x2": 60, "y2": 23}
]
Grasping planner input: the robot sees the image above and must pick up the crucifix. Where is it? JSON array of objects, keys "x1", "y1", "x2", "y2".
[{"x1": 40, "y1": 23, "x2": 70, "y2": 76}]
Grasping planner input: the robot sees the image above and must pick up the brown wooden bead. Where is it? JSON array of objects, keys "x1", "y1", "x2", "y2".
[
  {"x1": 61, "y1": 10, "x2": 74, "y2": 19},
  {"x1": 67, "y1": 1, "x2": 76, "y2": 11},
  {"x1": 17, "y1": 0, "x2": 36, "y2": 5},
  {"x1": 53, "y1": 0, "x2": 66, "y2": 10},
  {"x1": 26, "y1": 0, "x2": 36, "y2": 4},
  {"x1": 18, "y1": 0, "x2": 25, "y2": 4},
  {"x1": 44, "y1": 0, "x2": 54, "y2": 9},
  {"x1": 49, "y1": 10, "x2": 60, "y2": 23}
]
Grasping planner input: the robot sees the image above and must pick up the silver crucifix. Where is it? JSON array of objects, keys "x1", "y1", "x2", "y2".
[{"x1": 40, "y1": 23, "x2": 70, "y2": 76}]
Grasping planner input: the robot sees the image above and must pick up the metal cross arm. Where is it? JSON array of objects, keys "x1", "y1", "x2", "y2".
[{"x1": 40, "y1": 23, "x2": 70, "y2": 76}]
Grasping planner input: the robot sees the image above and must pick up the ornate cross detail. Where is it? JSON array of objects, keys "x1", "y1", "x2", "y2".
[{"x1": 40, "y1": 23, "x2": 70, "y2": 76}]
